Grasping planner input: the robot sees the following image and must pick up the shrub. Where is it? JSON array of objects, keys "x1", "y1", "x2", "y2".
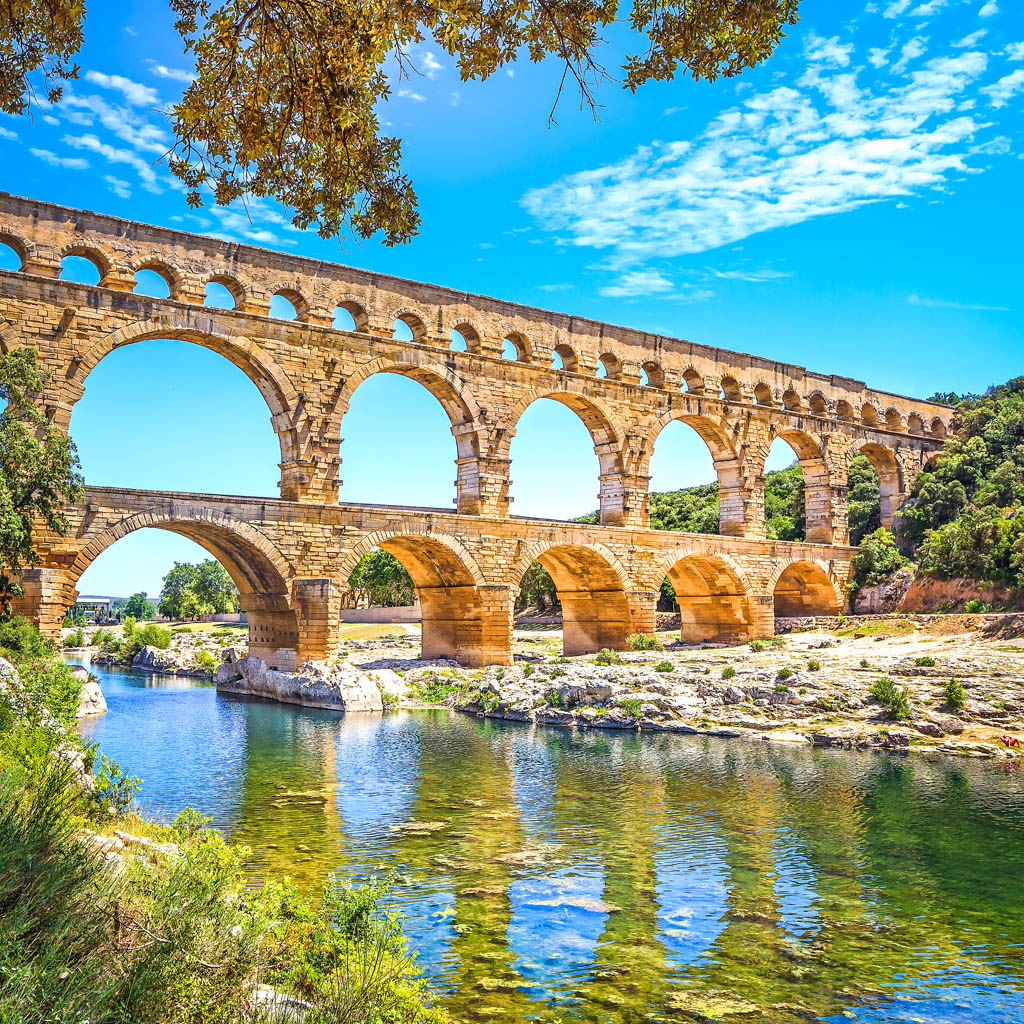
[
  {"x1": 62, "y1": 628, "x2": 85, "y2": 650},
  {"x1": 870, "y1": 676, "x2": 898, "y2": 705},
  {"x1": 776, "y1": 667, "x2": 793, "y2": 681},
  {"x1": 88, "y1": 628, "x2": 107, "y2": 647},
  {"x1": 523, "y1": 664, "x2": 534, "y2": 678},
  {"x1": 806, "y1": 659, "x2": 821, "y2": 671},
  {"x1": 889, "y1": 688, "x2": 912, "y2": 721},
  {"x1": 92, "y1": 754, "x2": 142, "y2": 816},
  {"x1": 626, "y1": 633, "x2": 663, "y2": 652},
  {"x1": 544, "y1": 688, "x2": 562, "y2": 708},
  {"x1": 721, "y1": 666, "x2": 736, "y2": 680},
  {"x1": 593, "y1": 649, "x2": 623, "y2": 666},
  {"x1": 851, "y1": 527, "x2": 909, "y2": 590},
  {"x1": 478, "y1": 690, "x2": 499, "y2": 713},
  {"x1": 769, "y1": 637, "x2": 786, "y2": 650},
  {"x1": 193, "y1": 650, "x2": 218, "y2": 678},
  {"x1": 914, "y1": 656, "x2": 936, "y2": 667},
  {"x1": 748, "y1": 640, "x2": 767, "y2": 652},
  {"x1": 618, "y1": 698, "x2": 644, "y2": 720},
  {"x1": 943, "y1": 677, "x2": 966, "y2": 711},
  {"x1": 548, "y1": 666, "x2": 565, "y2": 679},
  {"x1": 655, "y1": 661, "x2": 673, "y2": 673},
  {"x1": 171, "y1": 806, "x2": 213, "y2": 841},
  {"x1": 0, "y1": 617, "x2": 53, "y2": 661},
  {"x1": 860, "y1": 658, "x2": 870, "y2": 668},
  {"x1": 964, "y1": 599, "x2": 991, "y2": 614},
  {"x1": 870, "y1": 676, "x2": 912, "y2": 720},
  {"x1": 171, "y1": 625, "x2": 194, "y2": 635},
  {"x1": 137, "y1": 624, "x2": 172, "y2": 650},
  {"x1": 775, "y1": 683, "x2": 789, "y2": 693}
]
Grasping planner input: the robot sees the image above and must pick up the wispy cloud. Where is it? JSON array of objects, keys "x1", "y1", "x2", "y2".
[
  {"x1": 397, "y1": 88, "x2": 426, "y2": 102},
  {"x1": 709, "y1": 267, "x2": 792, "y2": 282},
  {"x1": 523, "y1": 15, "x2": 1016, "y2": 289},
  {"x1": 979, "y1": 1, "x2": 998, "y2": 16},
  {"x1": 30, "y1": 148, "x2": 89, "y2": 170},
  {"x1": 983, "y1": 68, "x2": 1024, "y2": 106},
  {"x1": 909, "y1": 293, "x2": 1009, "y2": 311},
  {"x1": 0, "y1": 126, "x2": 16, "y2": 141},
  {"x1": 83, "y1": 70, "x2": 158, "y2": 106},
  {"x1": 421, "y1": 52, "x2": 442, "y2": 78},
  {"x1": 62, "y1": 133, "x2": 162, "y2": 192},
  {"x1": 147, "y1": 61, "x2": 196, "y2": 84},
  {"x1": 104, "y1": 175, "x2": 132, "y2": 198},
  {"x1": 599, "y1": 270, "x2": 675, "y2": 298}
]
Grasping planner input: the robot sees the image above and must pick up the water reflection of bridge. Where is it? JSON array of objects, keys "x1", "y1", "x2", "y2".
[{"x1": 228, "y1": 706, "x2": 1024, "y2": 1022}]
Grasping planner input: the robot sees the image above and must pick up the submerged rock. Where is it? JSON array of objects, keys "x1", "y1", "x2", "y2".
[{"x1": 215, "y1": 656, "x2": 384, "y2": 712}]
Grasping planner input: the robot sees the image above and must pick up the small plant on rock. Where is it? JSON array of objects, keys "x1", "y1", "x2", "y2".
[
  {"x1": 943, "y1": 677, "x2": 966, "y2": 711},
  {"x1": 194, "y1": 649, "x2": 217, "y2": 678},
  {"x1": 627, "y1": 633, "x2": 663, "y2": 652},
  {"x1": 549, "y1": 666, "x2": 565, "y2": 679},
  {"x1": 776, "y1": 667, "x2": 794, "y2": 681},
  {"x1": 655, "y1": 661, "x2": 673, "y2": 673},
  {"x1": 618, "y1": 698, "x2": 644, "y2": 720},
  {"x1": 544, "y1": 688, "x2": 563, "y2": 708},
  {"x1": 914, "y1": 655, "x2": 937, "y2": 668},
  {"x1": 593, "y1": 649, "x2": 623, "y2": 666},
  {"x1": 523, "y1": 665, "x2": 535, "y2": 678},
  {"x1": 870, "y1": 676, "x2": 912, "y2": 720},
  {"x1": 860, "y1": 658, "x2": 870, "y2": 668},
  {"x1": 749, "y1": 639, "x2": 767, "y2": 652},
  {"x1": 722, "y1": 665, "x2": 736, "y2": 680},
  {"x1": 806, "y1": 659, "x2": 821, "y2": 672},
  {"x1": 769, "y1": 637, "x2": 786, "y2": 650},
  {"x1": 965, "y1": 599, "x2": 991, "y2": 614}
]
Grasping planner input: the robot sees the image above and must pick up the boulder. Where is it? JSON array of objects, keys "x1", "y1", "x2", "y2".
[
  {"x1": 77, "y1": 679, "x2": 108, "y2": 717},
  {"x1": 51, "y1": 742, "x2": 96, "y2": 793},
  {"x1": 132, "y1": 645, "x2": 180, "y2": 673},
  {"x1": 560, "y1": 681, "x2": 613, "y2": 706},
  {"x1": 215, "y1": 657, "x2": 384, "y2": 712},
  {"x1": 370, "y1": 668, "x2": 408, "y2": 702}
]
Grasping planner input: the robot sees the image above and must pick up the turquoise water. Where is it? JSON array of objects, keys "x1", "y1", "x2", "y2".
[{"x1": 76, "y1": 660, "x2": 1024, "y2": 1023}]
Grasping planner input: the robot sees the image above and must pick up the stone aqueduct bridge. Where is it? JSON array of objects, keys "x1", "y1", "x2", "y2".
[{"x1": 0, "y1": 194, "x2": 953, "y2": 668}]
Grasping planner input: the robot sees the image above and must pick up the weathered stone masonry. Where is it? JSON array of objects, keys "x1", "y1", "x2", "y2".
[{"x1": 0, "y1": 193, "x2": 952, "y2": 666}]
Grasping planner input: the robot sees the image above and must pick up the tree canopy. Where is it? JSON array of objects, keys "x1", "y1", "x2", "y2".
[
  {"x1": 158, "y1": 559, "x2": 238, "y2": 619},
  {"x1": 347, "y1": 550, "x2": 415, "y2": 607},
  {"x1": 1, "y1": 0, "x2": 799, "y2": 244},
  {"x1": 123, "y1": 592, "x2": 156, "y2": 620},
  {"x1": 0, "y1": 348, "x2": 84, "y2": 611}
]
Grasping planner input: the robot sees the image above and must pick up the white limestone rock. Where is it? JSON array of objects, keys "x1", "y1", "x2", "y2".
[
  {"x1": 76, "y1": 678, "x2": 108, "y2": 717},
  {"x1": 215, "y1": 656, "x2": 384, "y2": 712}
]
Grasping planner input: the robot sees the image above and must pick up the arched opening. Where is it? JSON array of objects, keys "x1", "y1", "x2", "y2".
[
  {"x1": 855, "y1": 443, "x2": 903, "y2": 533},
  {"x1": 809, "y1": 393, "x2": 828, "y2": 417},
  {"x1": 596, "y1": 353, "x2": 620, "y2": 380},
  {"x1": 359, "y1": 534, "x2": 498, "y2": 666},
  {"x1": 836, "y1": 400, "x2": 854, "y2": 421},
  {"x1": 449, "y1": 329, "x2": 467, "y2": 351},
  {"x1": 641, "y1": 361, "x2": 664, "y2": 388},
  {"x1": 338, "y1": 368, "x2": 473, "y2": 509},
  {"x1": 524, "y1": 544, "x2": 632, "y2": 655},
  {"x1": 551, "y1": 344, "x2": 577, "y2": 372},
  {"x1": 681, "y1": 369, "x2": 705, "y2": 395},
  {"x1": 773, "y1": 561, "x2": 840, "y2": 619},
  {"x1": 133, "y1": 266, "x2": 172, "y2": 298},
  {"x1": 847, "y1": 454, "x2": 880, "y2": 544},
  {"x1": 662, "y1": 554, "x2": 753, "y2": 644},
  {"x1": 649, "y1": 418, "x2": 733, "y2": 535},
  {"x1": 72, "y1": 514, "x2": 298, "y2": 666},
  {"x1": 782, "y1": 388, "x2": 803, "y2": 412},
  {"x1": 393, "y1": 311, "x2": 427, "y2": 342},
  {"x1": 931, "y1": 417, "x2": 947, "y2": 439},
  {"x1": 269, "y1": 291, "x2": 302, "y2": 320},
  {"x1": 908, "y1": 413, "x2": 925, "y2": 435},
  {"x1": 754, "y1": 383, "x2": 774, "y2": 407},
  {"x1": 0, "y1": 235, "x2": 26, "y2": 271},
  {"x1": 861, "y1": 403, "x2": 879, "y2": 427},
  {"x1": 720, "y1": 376, "x2": 742, "y2": 403},
  {"x1": 763, "y1": 437, "x2": 806, "y2": 542},
  {"x1": 451, "y1": 322, "x2": 481, "y2": 352},
  {"x1": 503, "y1": 333, "x2": 528, "y2": 362},
  {"x1": 69, "y1": 338, "x2": 283, "y2": 496},
  {"x1": 60, "y1": 252, "x2": 104, "y2": 285},
  {"x1": 204, "y1": 278, "x2": 240, "y2": 309},
  {"x1": 508, "y1": 395, "x2": 618, "y2": 522},
  {"x1": 885, "y1": 408, "x2": 903, "y2": 431},
  {"x1": 332, "y1": 301, "x2": 367, "y2": 332}
]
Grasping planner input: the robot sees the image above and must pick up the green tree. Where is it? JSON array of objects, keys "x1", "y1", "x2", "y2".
[
  {"x1": 847, "y1": 453, "x2": 881, "y2": 545},
  {"x1": 851, "y1": 528, "x2": 909, "y2": 591},
  {"x1": 0, "y1": 348, "x2": 84, "y2": 611},
  {"x1": 1, "y1": 0, "x2": 799, "y2": 244},
  {"x1": 764, "y1": 464, "x2": 805, "y2": 541},
  {"x1": 348, "y1": 550, "x2": 415, "y2": 607},
  {"x1": 515, "y1": 561, "x2": 559, "y2": 612},
  {"x1": 123, "y1": 592, "x2": 155, "y2": 620},
  {"x1": 193, "y1": 560, "x2": 238, "y2": 613}
]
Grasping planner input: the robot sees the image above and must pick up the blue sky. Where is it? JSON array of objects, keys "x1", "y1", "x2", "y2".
[{"x1": 1, "y1": 0, "x2": 1021, "y2": 598}]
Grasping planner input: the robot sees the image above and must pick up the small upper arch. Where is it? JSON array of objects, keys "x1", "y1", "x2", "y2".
[
  {"x1": 861, "y1": 402, "x2": 880, "y2": 426},
  {"x1": 681, "y1": 368, "x2": 705, "y2": 395},
  {"x1": 835, "y1": 399, "x2": 855, "y2": 421},
  {"x1": 204, "y1": 274, "x2": 245, "y2": 310},
  {"x1": 503, "y1": 331, "x2": 530, "y2": 362},
  {"x1": 754, "y1": 382, "x2": 775, "y2": 407},
  {"x1": 392, "y1": 307, "x2": 429, "y2": 343},
  {"x1": 931, "y1": 416, "x2": 948, "y2": 438},
  {"x1": 332, "y1": 297, "x2": 369, "y2": 332},
  {"x1": 782, "y1": 387, "x2": 803, "y2": 412},
  {"x1": 808, "y1": 391, "x2": 828, "y2": 417},
  {"x1": 720, "y1": 374, "x2": 742, "y2": 403},
  {"x1": 551, "y1": 343, "x2": 578, "y2": 372},
  {"x1": 450, "y1": 320, "x2": 483, "y2": 353},
  {"x1": 884, "y1": 407, "x2": 904, "y2": 431},
  {"x1": 268, "y1": 286, "x2": 309, "y2": 321},
  {"x1": 596, "y1": 352, "x2": 621, "y2": 380},
  {"x1": 132, "y1": 259, "x2": 178, "y2": 298},
  {"x1": 907, "y1": 412, "x2": 925, "y2": 434},
  {"x1": 641, "y1": 360, "x2": 664, "y2": 388},
  {"x1": 59, "y1": 243, "x2": 111, "y2": 284},
  {"x1": 0, "y1": 231, "x2": 28, "y2": 271}
]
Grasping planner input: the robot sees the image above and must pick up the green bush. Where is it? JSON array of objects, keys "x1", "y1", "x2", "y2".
[
  {"x1": 943, "y1": 677, "x2": 966, "y2": 711},
  {"x1": 655, "y1": 661, "x2": 673, "y2": 673},
  {"x1": 776, "y1": 667, "x2": 793, "y2": 681},
  {"x1": 851, "y1": 528, "x2": 909, "y2": 590},
  {"x1": 193, "y1": 649, "x2": 218, "y2": 678},
  {"x1": 62, "y1": 627, "x2": 85, "y2": 650},
  {"x1": 618, "y1": 698, "x2": 644, "y2": 720},
  {"x1": 626, "y1": 633, "x2": 663, "y2": 652},
  {"x1": 860, "y1": 658, "x2": 870, "y2": 668},
  {"x1": 593, "y1": 649, "x2": 623, "y2": 666},
  {"x1": 548, "y1": 666, "x2": 565, "y2": 679},
  {"x1": 523, "y1": 664, "x2": 534, "y2": 678},
  {"x1": 748, "y1": 639, "x2": 767, "y2": 652},
  {"x1": 964, "y1": 599, "x2": 991, "y2": 614},
  {"x1": 171, "y1": 625, "x2": 194, "y2": 635},
  {"x1": 0, "y1": 617, "x2": 53, "y2": 661},
  {"x1": 544, "y1": 688, "x2": 562, "y2": 708},
  {"x1": 137, "y1": 624, "x2": 172, "y2": 649},
  {"x1": 870, "y1": 676, "x2": 912, "y2": 720},
  {"x1": 807, "y1": 658, "x2": 821, "y2": 671},
  {"x1": 769, "y1": 636, "x2": 786, "y2": 650},
  {"x1": 721, "y1": 665, "x2": 736, "y2": 680},
  {"x1": 914, "y1": 655, "x2": 937, "y2": 667}
]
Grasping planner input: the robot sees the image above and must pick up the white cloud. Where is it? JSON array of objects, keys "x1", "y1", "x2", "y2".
[
  {"x1": 397, "y1": 88, "x2": 427, "y2": 102},
  {"x1": 955, "y1": 30, "x2": 988, "y2": 48},
  {"x1": 147, "y1": 61, "x2": 196, "y2": 83},
  {"x1": 983, "y1": 68, "x2": 1024, "y2": 106},
  {"x1": 910, "y1": 0, "x2": 951, "y2": 14},
  {"x1": 0, "y1": 126, "x2": 16, "y2": 140},
  {"x1": 522, "y1": 32, "x2": 1007, "y2": 279},
  {"x1": 538, "y1": 283, "x2": 574, "y2": 292},
  {"x1": 979, "y1": 1, "x2": 998, "y2": 15},
  {"x1": 62, "y1": 133, "x2": 162, "y2": 192},
  {"x1": 868, "y1": 47, "x2": 891, "y2": 68},
  {"x1": 909, "y1": 293, "x2": 1009, "y2": 310},
  {"x1": 61, "y1": 94, "x2": 169, "y2": 154},
  {"x1": 599, "y1": 270, "x2": 675, "y2": 297},
  {"x1": 892, "y1": 36, "x2": 929, "y2": 74},
  {"x1": 709, "y1": 267, "x2": 792, "y2": 282},
  {"x1": 421, "y1": 51, "x2": 442, "y2": 78},
  {"x1": 30, "y1": 148, "x2": 89, "y2": 170},
  {"x1": 83, "y1": 70, "x2": 158, "y2": 106},
  {"x1": 805, "y1": 32, "x2": 853, "y2": 67},
  {"x1": 1007, "y1": 42, "x2": 1024, "y2": 60},
  {"x1": 104, "y1": 175, "x2": 132, "y2": 198},
  {"x1": 884, "y1": 0, "x2": 911, "y2": 16}
]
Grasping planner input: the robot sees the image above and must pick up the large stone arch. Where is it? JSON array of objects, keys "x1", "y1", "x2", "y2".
[
  {"x1": 512, "y1": 539, "x2": 634, "y2": 655},
  {"x1": 853, "y1": 440, "x2": 905, "y2": 531},
  {"x1": 758, "y1": 425, "x2": 834, "y2": 544},
  {"x1": 659, "y1": 550, "x2": 756, "y2": 644},
  {"x1": 770, "y1": 559, "x2": 843, "y2": 618},
  {"x1": 650, "y1": 410, "x2": 748, "y2": 536},
  {"x1": 503, "y1": 388, "x2": 629, "y2": 525},
  {"x1": 69, "y1": 505, "x2": 299, "y2": 666},
  {"x1": 340, "y1": 528, "x2": 505, "y2": 666},
  {"x1": 330, "y1": 354, "x2": 485, "y2": 513}
]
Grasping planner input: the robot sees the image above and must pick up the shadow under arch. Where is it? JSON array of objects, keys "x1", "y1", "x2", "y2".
[
  {"x1": 651, "y1": 411, "x2": 746, "y2": 536},
  {"x1": 341, "y1": 530, "x2": 505, "y2": 666},
  {"x1": 514, "y1": 540, "x2": 633, "y2": 655},
  {"x1": 70, "y1": 506, "x2": 299, "y2": 666},
  {"x1": 659, "y1": 550, "x2": 755, "y2": 644},
  {"x1": 58, "y1": 317, "x2": 301, "y2": 473},
  {"x1": 771, "y1": 560, "x2": 841, "y2": 618},
  {"x1": 762, "y1": 426, "x2": 834, "y2": 544},
  {"x1": 854, "y1": 441, "x2": 904, "y2": 530},
  {"x1": 332, "y1": 356, "x2": 484, "y2": 512},
  {"x1": 504, "y1": 389, "x2": 626, "y2": 525}
]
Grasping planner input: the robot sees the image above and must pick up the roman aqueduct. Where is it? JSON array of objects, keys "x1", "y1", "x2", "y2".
[{"x1": 0, "y1": 194, "x2": 952, "y2": 667}]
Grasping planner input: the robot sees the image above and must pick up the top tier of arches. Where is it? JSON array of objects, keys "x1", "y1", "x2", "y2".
[{"x1": 0, "y1": 195, "x2": 953, "y2": 441}]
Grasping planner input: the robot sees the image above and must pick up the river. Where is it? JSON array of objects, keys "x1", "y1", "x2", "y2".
[{"x1": 75, "y1": 660, "x2": 1024, "y2": 1023}]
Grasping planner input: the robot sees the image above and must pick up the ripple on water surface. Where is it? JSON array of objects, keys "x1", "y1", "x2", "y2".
[{"x1": 77, "y1": 660, "x2": 1024, "y2": 1024}]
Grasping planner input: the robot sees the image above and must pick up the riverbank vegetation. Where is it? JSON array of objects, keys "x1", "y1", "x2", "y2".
[{"x1": 0, "y1": 621, "x2": 447, "y2": 1022}]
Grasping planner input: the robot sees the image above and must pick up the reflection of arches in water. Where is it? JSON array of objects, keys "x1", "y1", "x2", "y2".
[{"x1": 773, "y1": 561, "x2": 840, "y2": 617}]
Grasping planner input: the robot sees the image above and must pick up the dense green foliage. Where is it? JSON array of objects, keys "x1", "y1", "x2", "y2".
[
  {"x1": 0, "y1": 349, "x2": 84, "y2": 610},
  {"x1": 515, "y1": 561, "x2": 559, "y2": 613},
  {"x1": 348, "y1": 549, "x2": 416, "y2": 607},
  {"x1": 851, "y1": 528, "x2": 909, "y2": 591},
  {"x1": 897, "y1": 377, "x2": 1024, "y2": 587},
  {"x1": 123, "y1": 592, "x2": 156, "y2": 620},
  {"x1": 159, "y1": 560, "x2": 239, "y2": 619}
]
